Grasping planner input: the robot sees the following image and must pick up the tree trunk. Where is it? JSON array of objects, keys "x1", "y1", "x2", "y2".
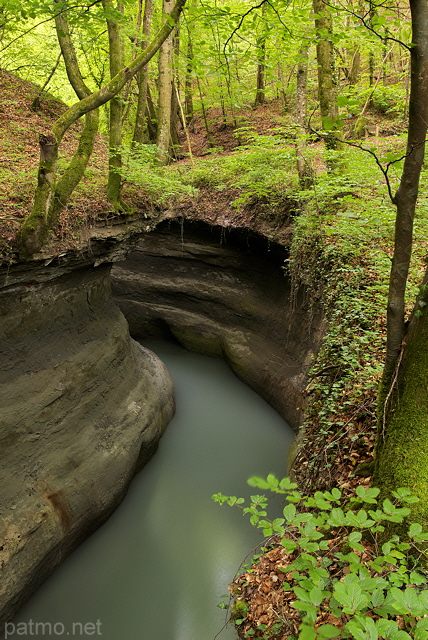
[
  {"x1": 374, "y1": 0, "x2": 428, "y2": 525},
  {"x1": 277, "y1": 63, "x2": 287, "y2": 111},
  {"x1": 347, "y1": 47, "x2": 361, "y2": 86},
  {"x1": 103, "y1": 0, "x2": 125, "y2": 208},
  {"x1": 170, "y1": 29, "x2": 181, "y2": 155},
  {"x1": 146, "y1": 82, "x2": 158, "y2": 142},
  {"x1": 31, "y1": 51, "x2": 62, "y2": 112},
  {"x1": 18, "y1": 8, "x2": 99, "y2": 255},
  {"x1": 16, "y1": 0, "x2": 187, "y2": 257},
  {"x1": 184, "y1": 32, "x2": 194, "y2": 128},
  {"x1": 383, "y1": 0, "x2": 428, "y2": 380},
  {"x1": 374, "y1": 276, "x2": 428, "y2": 526},
  {"x1": 156, "y1": 0, "x2": 174, "y2": 165},
  {"x1": 132, "y1": 0, "x2": 153, "y2": 146},
  {"x1": 295, "y1": 39, "x2": 312, "y2": 187},
  {"x1": 313, "y1": 0, "x2": 341, "y2": 153},
  {"x1": 254, "y1": 2, "x2": 267, "y2": 108}
]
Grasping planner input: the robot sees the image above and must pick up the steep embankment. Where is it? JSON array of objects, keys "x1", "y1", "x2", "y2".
[
  {"x1": 0, "y1": 237, "x2": 175, "y2": 626},
  {"x1": 112, "y1": 219, "x2": 324, "y2": 429}
]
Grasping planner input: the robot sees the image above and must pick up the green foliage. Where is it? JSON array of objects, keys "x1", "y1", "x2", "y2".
[
  {"x1": 367, "y1": 84, "x2": 407, "y2": 118},
  {"x1": 286, "y1": 141, "x2": 428, "y2": 490},
  {"x1": 117, "y1": 143, "x2": 197, "y2": 206},
  {"x1": 213, "y1": 478, "x2": 428, "y2": 640},
  {"x1": 338, "y1": 84, "x2": 407, "y2": 119},
  {"x1": 179, "y1": 130, "x2": 298, "y2": 213}
]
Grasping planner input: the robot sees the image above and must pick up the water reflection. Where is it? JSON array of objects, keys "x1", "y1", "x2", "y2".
[{"x1": 12, "y1": 341, "x2": 294, "y2": 640}]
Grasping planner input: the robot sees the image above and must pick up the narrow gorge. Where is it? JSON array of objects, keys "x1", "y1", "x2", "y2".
[{"x1": 0, "y1": 216, "x2": 323, "y2": 629}]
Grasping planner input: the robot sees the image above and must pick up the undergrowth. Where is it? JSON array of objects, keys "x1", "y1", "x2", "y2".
[
  {"x1": 213, "y1": 477, "x2": 428, "y2": 640},
  {"x1": 286, "y1": 142, "x2": 428, "y2": 493}
]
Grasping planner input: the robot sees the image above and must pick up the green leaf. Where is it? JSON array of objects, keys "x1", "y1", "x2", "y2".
[
  {"x1": 279, "y1": 477, "x2": 298, "y2": 491},
  {"x1": 318, "y1": 624, "x2": 341, "y2": 638},
  {"x1": 281, "y1": 537, "x2": 297, "y2": 553},
  {"x1": 299, "y1": 624, "x2": 317, "y2": 640},
  {"x1": 389, "y1": 586, "x2": 426, "y2": 616},
  {"x1": 283, "y1": 503, "x2": 296, "y2": 522},
  {"x1": 333, "y1": 581, "x2": 369, "y2": 613},
  {"x1": 292, "y1": 600, "x2": 317, "y2": 615},
  {"x1": 345, "y1": 619, "x2": 367, "y2": 640},
  {"x1": 308, "y1": 586, "x2": 324, "y2": 606},
  {"x1": 348, "y1": 531, "x2": 364, "y2": 549},
  {"x1": 375, "y1": 618, "x2": 399, "y2": 638},
  {"x1": 408, "y1": 522, "x2": 423, "y2": 538},
  {"x1": 248, "y1": 476, "x2": 270, "y2": 490},
  {"x1": 328, "y1": 508, "x2": 347, "y2": 527},
  {"x1": 370, "y1": 588, "x2": 385, "y2": 608},
  {"x1": 356, "y1": 486, "x2": 380, "y2": 503}
]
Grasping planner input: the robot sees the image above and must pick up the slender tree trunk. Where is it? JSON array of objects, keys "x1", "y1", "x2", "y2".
[
  {"x1": 103, "y1": 0, "x2": 124, "y2": 208},
  {"x1": 132, "y1": 0, "x2": 153, "y2": 145},
  {"x1": 16, "y1": 0, "x2": 187, "y2": 257},
  {"x1": 156, "y1": 0, "x2": 174, "y2": 164},
  {"x1": 196, "y1": 76, "x2": 214, "y2": 147},
  {"x1": 312, "y1": 0, "x2": 341, "y2": 154},
  {"x1": 383, "y1": 28, "x2": 389, "y2": 84},
  {"x1": 184, "y1": 32, "x2": 194, "y2": 128},
  {"x1": 254, "y1": 2, "x2": 267, "y2": 107},
  {"x1": 146, "y1": 82, "x2": 158, "y2": 141},
  {"x1": 169, "y1": 29, "x2": 181, "y2": 155},
  {"x1": 348, "y1": 47, "x2": 361, "y2": 86},
  {"x1": 31, "y1": 51, "x2": 62, "y2": 111},
  {"x1": 383, "y1": 8, "x2": 428, "y2": 379},
  {"x1": 295, "y1": 39, "x2": 312, "y2": 187},
  {"x1": 374, "y1": 0, "x2": 428, "y2": 525},
  {"x1": 277, "y1": 62, "x2": 287, "y2": 110}
]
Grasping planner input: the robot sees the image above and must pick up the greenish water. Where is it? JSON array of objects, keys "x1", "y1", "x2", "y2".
[{"x1": 11, "y1": 341, "x2": 294, "y2": 640}]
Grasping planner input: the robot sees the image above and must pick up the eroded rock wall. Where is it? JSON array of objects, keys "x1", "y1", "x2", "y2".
[
  {"x1": 0, "y1": 257, "x2": 174, "y2": 626},
  {"x1": 112, "y1": 220, "x2": 324, "y2": 429}
]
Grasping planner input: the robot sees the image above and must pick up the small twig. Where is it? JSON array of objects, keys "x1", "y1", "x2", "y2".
[
  {"x1": 173, "y1": 82, "x2": 194, "y2": 168},
  {"x1": 381, "y1": 341, "x2": 406, "y2": 441}
]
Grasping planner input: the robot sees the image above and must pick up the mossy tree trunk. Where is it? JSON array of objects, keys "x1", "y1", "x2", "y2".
[
  {"x1": 18, "y1": 7, "x2": 99, "y2": 256},
  {"x1": 16, "y1": 0, "x2": 187, "y2": 258},
  {"x1": 312, "y1": 0, "x2": 341, "y2": 155},
  {"x1": 374, "y1": 280, "x2": 428, "y2": 525},
  {"x1": 103, "y1": 0, "x2": 125, "y2": 208},
  {"x1": 374, "y1": 0, "x2": 428, "y2": 525}
]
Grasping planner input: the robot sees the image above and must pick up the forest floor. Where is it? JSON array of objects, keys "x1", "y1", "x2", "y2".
[{"x1": 2, "y1": 70, "x2": 427, "y2": 639}]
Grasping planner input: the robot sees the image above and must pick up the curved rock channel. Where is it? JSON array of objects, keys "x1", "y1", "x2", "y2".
[
  {"x1": 0, "y1": 218, "x2": 323, "y2": 630},
  {"x1": 112, "y1": 219, "x2": 323, "y2": 427}
]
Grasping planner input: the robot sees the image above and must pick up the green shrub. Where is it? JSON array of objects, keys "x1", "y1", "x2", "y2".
[
  {"x1": 117, "y1": 143, "x2": 197, "y2": 205},
  {"x1": 213, "y1": 477, "x2": 428, "y2": 640}
]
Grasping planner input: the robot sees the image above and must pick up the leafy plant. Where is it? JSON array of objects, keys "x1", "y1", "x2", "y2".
[
  {"x1": 117, "y1": 143, "x2": 197, "y2": 206},
  {"x1": 180, "y1": 131, "x2": 298, "y2": 212},
  {"x1": 213, "y1": 477, "x2": 428, "y2": 640}
]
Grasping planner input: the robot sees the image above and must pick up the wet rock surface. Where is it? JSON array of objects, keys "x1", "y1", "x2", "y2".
[
  {"x1": 112, "y1": 219, "x2": 324, "y2": 429},
  {"x1": 0, "y1": 252, "x2": 174, "y2": 627}
]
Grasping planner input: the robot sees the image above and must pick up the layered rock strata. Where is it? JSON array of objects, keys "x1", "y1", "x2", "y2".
[
  {"x1": 0, "y1": 253, "x2": 174, "y2": 627},
  {"x1": 112, "y1": 219, "x2": 323, "y2": 429}
]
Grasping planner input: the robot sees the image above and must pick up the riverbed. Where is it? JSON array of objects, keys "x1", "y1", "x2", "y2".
[{"x1": 10, "y1": 341, "x2": 294, "y2": 640}]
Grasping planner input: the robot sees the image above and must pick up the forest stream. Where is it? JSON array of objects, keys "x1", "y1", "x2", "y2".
[{"x1": 9, "y1": 340, "x2": 294, "y2": 640}]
